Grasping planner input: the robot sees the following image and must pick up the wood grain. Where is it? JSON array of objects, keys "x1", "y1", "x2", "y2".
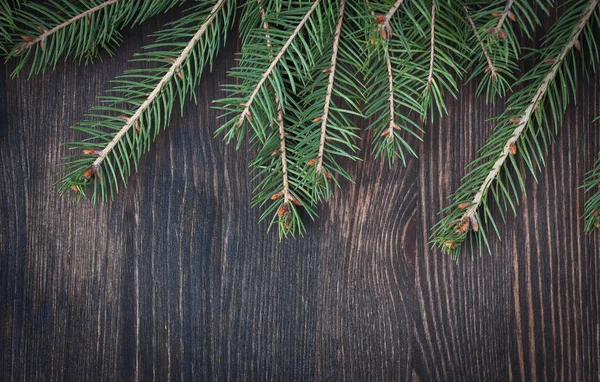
[{"x1": 1, "y1": 7, "x2": 599, "y2": 381}]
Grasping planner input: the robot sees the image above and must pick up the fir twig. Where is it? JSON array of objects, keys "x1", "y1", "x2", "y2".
[
  {"x1": 432, "y1": 0, "x2": 600, "y2": 256},
  {"x1": 234, "y1": 0, "x2": 320, "y2": 136},
  {"x1": 6, "y1": 0, "x2": 183, "y2": 77},
  {"x1": 59, "y1": 0, "x2": 235, "y2": 201},
  {"x1": 463, "y1": 0, "x2": 551, "y2": 101},
  {"x1": 465, "y1": 7, "x2": 498, "y2": 83}
]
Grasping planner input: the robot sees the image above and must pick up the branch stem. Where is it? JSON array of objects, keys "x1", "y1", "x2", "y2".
[
  {"x1": 426, "y1": 3, "x2": 436, "y2": 89},
  {"x1": 495, "y1": 0, "x2": 515, "y2": 32},
  {"x1": 258, "y1": 0, "x2": 290, "y2": 202},
  {"x1": 384, "y1": 0, "x2": 405, "y2": 22},
  {"x1": 465, "y1": 7, "x2": 497, "y2": 81},
  {"x1": 385, "y1": 47, "x2": 395, "y2": 138},
  {"x1": 316, "y1": 0, "x2": 345, "y2": 174}
]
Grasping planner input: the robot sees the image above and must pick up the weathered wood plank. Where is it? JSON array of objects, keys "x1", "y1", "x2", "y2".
[{"x1": 0, "y1": 6, "x2": 599, "y2": 381}]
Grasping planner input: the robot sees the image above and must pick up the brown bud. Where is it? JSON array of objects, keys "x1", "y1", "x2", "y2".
[
  {"x1": 83, "y1": 149, "x2": 100, "y2": 155},
  {"x1": 307, "y1": 158, "x2": 317, "y2": 166},
  {"x1": 392, "y1": 122, "x2": 401, "y2": 130},
  {"x1": 285, "y1": 219, "x2": 292, "y2": 229},
  {"x1": 545, "y1": 57, "x2": 557, "y2": 63},
  {"x1": 271, "y1": 149, "x2": 281, "y2": 156},
  {"x1": 455, "y1": 219, "x2": 470, "y2": 234},
  {"x1": 458, "y1": 202, "x2": 471, "y2": 210},
  {"x1": 325, "y1": 171, "x2": 332, "y2": 179},
  {"x1": 574, "y1": 39, "x2": 581, "y2": 51},
  {"x1": 492, "y1": 12, "x2": 503, "y2": 17},
  {"x1": 247, "y1": 111, "x2": 253, "y2": 121},
  {"x1": 21, "y1": 36, "x2": 33, "y2": 43},
  {"x1": 270, "y1": 191, "x2": 284, "y2": 200},
  {"x1": 376, "y1": 15, "x2": 385, "y2": 23},
  {"x1": 71, "y1": 185, "x2": 79, "y2": 192},
  {"x1": 325, "y1": 137, "x2": 332, "y2": 143},
  {"x1": 370, "y1": 38, "x2": 375, "y2": 45},
  {"x1": 277, "y1": 202, "x2": 291, "y2": 217},
  {"x1": 470, "y1": 215, "x2": 479, "y2": 232},
  {"x1": 381, "y1": 129, "x2": 391, "y2": 137},
  {"x1": 381, "y1": 30, "x2": 387, "y2": 39},
  {"x1": 83, "y1": 168, "x2": 94, "y2": 180},
  {"x1": 509, "y1": 143, "x2": 517, "y2": 155},
  {"x1": 508, "y1": 11, "x2": 516, "y2": 21},
  {"x1": 593, "y1": 209, "x2": 599, "y2": 216},
  {"x1": 289, "y1": 195, "x2": 302, "y2": 206},
  {"x1": 322, "y1": 68, "x2": 331, "y2": 73},
  {"x1": 312, "y1": 116, "x2": 323, "y2": 123},
  {"x1": 497, "y1": 29, "x2": 506, "y2": 39},
  {"x1": 484, "y1": 67, "x2": 490, "y2": 73}
]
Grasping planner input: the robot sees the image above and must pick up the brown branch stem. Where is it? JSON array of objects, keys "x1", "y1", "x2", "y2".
[
  {"x1": 495, "y1": 0, "x2": 515, "y2": 32},
  {"x1": 426, "y1": 3, "x2": 436, "y2": 90},
  {"x1": 385, "y1": 47, "x2": 396, "y2": 139},
  {"x1": 465, "y1": 7, "x2": 497, "y2": 82},
  {"x1": 316, "y1": 0, "x2": 345, "y2": 175}
]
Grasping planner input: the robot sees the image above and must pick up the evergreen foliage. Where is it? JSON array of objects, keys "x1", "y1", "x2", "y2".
[
  {"x1": 2, "y1": 0, "x2": 600, "y2": 255},
  {"x1": 431, "y1": 0, "x2": 600, "y2": 256},
  {"x1": 5, "y1": 0, "x2": 185, "y2": 77}
]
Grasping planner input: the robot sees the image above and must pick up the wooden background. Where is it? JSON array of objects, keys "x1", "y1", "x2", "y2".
[{"x1": 1, "y1": 6, "x2": 599, "y2": 381}]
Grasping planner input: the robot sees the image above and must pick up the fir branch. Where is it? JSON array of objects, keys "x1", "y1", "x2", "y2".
[
  {"x1": 59, "y1": 0, "x2": 235, "y2": 202},
  {"x1": 419, "y1": 0, "x2": 468, "y2": 119},
  {"x1": 6, "y1": 0, "x2": 184, "y2": 77},
  {"x1": 432, "y1": 0, "x2": 600, "y2": 256},
  {"x1": 464, "y1": 0, "x2": 551, "y2": 101},
  {"x1": 292, "y1": 1, "x2": 362, "y2": 201},
  {"x1": 365, "y1": 0, "x2": 468, "y2": 164},
  {"x1": 233, "y1": 0, "x2": 320, "y2": 134},
  {"x1": 92, "y1": 2, "x2": 223, "y2": 170},
  {"x1": 258, "y1": 0, "x2": 304, "y2": 237},
  {"x1": 19, "y1": 0, "x2": 119, "y2": 51}
]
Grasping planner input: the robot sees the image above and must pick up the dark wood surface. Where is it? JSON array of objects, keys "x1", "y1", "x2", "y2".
[{"x1": 1, "y1": 8, "x2": 599, "y2": 381}]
